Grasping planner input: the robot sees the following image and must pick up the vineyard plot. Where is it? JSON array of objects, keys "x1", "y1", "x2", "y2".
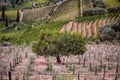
[{"x1": 0, "y1": 42, "x2": 120, "y2": 80}]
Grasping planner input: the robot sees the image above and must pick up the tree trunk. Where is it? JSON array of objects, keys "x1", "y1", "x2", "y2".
[
  {"x1": 2, "y1": 11, "x2": 5, "y2": 19},
  {"x1": 56, "y1": 56, "x2": 61, "y2": 63}
]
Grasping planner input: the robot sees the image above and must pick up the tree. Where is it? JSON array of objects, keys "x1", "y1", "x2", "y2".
[
  {"x1": 93, "y1": 0, "x2": 106, "y2": 8},
  {"x1": 21, "y1": 0, "x2": 24, "y2": 3},
  {"x1": 16, "y1": 10, "x2": 20, "y2": 22},
  {"x1": 5, "y1": 0, "x2": 7, "y2": 3},
  {"x1": 11, "y1": 0, "x2": 15, "y2": 8},
  {"x1": 5, "y1": 15, "x2": 8, "y2": 27},
  {"x1": 32, "y1": 31, "x2": 87, "y2": 63},
  {"x1": 15, "y1": 0, "x2": 19, "y2": 4},
  {"x1": 1, "y1": 6, "x2": 6, "y2": 19}
]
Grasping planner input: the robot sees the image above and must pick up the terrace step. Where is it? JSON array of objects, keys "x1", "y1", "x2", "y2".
[{"x1": 60, "y1": 14, "x2": 120, "y2": 38}]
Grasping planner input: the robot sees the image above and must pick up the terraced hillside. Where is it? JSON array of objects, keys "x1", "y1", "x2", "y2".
[
  {"x1": 60, "y1": 13, "x2": 120, "y2": 38},
  {"x1": 51, "y1": 0, "x2": 80, "y2": 21},
  {"x1": 22, "y1": 4, "x2": 56, "y2": 23},
  {"x1": 11, "y1": 21, "x2": 67, "y2": 45}
]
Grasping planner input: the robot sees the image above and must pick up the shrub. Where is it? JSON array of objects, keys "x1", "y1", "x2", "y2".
[
  {"x1": 93, "y1": 0, "x2": 106, "y2": 8},
  {"x1": 93, "y1": 7, "x2": 107, "y2": 15},
  {"x1": 83, "y1": 7, "x2": 106, "y2": 16},
  {"x1": 107, "y1": 22, "x2": 120, "y2": 32},
  {"x1": 99, "y1": 27, "x2": 116, "y2": 41},
  {"x1": 99, "y1": 21, "x2": 120, "y2": 41},
  {"x1": 83, "y1": 9, "x2": 93, "y2": 16},
  {"x1": 0, "y1": 35, "x2": 12, "y2": 44},
  {"x1": 102, "y1": 27, "x2": 116, "y2": 37},
  {"x1": 2, "y1": 42, "x2": 11, "y2": 46},
  {"x1": 107, "y1": 7, "x2": 120, "y2": 13}
]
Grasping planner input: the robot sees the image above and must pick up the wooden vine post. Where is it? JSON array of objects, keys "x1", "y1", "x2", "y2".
[
  {"x1": 102, "y1": 64, "x2": 106, "y2": 80},
  {"x1": 8, "y1": 70, "x2": 12, "y2": 80},
  {"x1": 115, "y1": 62, "x2": 119, "y2": 80}
]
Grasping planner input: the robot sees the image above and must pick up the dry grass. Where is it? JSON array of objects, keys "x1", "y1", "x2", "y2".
[{"x1": 51, "y1": 0, "x2": 80, "y2": 21}]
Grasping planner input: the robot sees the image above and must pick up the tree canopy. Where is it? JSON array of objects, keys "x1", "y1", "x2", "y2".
[{"x1": 32, "y1": 31, "x2": 87, "y2": 57}]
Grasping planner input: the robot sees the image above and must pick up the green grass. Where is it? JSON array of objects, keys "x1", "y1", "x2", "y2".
[
  {"x1": 103, "y1": 0, "x2": 120, "y2": 8},
  {"x1": 0, "y1": 22, "x2": 5, "y2": 29},
  {"x1": 0, "y1": 23, "x2": 31, "y2": 33},
  {"x1": 51, "y1": 0, "x2": 80, "y2": 21},
  {"x1": 0, "y1": 10, "x2": 17, "y2": 18}
]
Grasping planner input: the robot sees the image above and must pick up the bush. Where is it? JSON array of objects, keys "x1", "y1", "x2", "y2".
[
  {"x1": 99, "y1": 22, "x2": 120, "y2": 41},
  {"x1": 93, "y1": 0, "x2": 106, "y2": 8},
  {"x1": 102, "y1": 27, "x2": 116, "y2": 37},
  {"x1": 83, "y1": 7, "x2": 106, "y2": 16},
  {"x1": 2, "y1": 42, "x2": 11, "y2": 46},
  {"x1": 108, "y1": 7, "x2": 118, "y2": 13},
  {"x1": 99, "y1": 27, "x2": 116, "y2": 41},
  {"x1": 107, "y1": 22, "x2": 120, "y2": 32},
  {"x1": 93, "y1": 7, "x2": 107, "y2": 15},
  {"x1": 83, "y1": 9, "x2": 93, "y2": 16}
]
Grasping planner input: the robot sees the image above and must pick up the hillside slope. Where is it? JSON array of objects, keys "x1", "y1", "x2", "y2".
[
  {"x1": 103, "y1": 0, "x2": 120, "y2": 8},
  {"x1": 51, "y1": 0, "x2": 80, "y2": 21},
  {"x1": 22, "y1": 5, "x2": 56, "y2": 23},
  {"x1": 60, "y1": 13, "x2": 120, "y2": 38}
]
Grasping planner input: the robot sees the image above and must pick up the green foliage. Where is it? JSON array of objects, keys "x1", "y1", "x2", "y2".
[
  {"x1": 32, "y1": 31, "x2": 86, "y2": 57},
  {"x1": 12, "y1": 21, "x2": 67, "y2": 45},
  {"x1": 99, "y1": 21, "x2": 120, "y2": 41},
  {"x1": 0, "y1": 10, "x2": 17, "y2": 19},
  {"x1": 5, "y1": 15, "x2": 8, "y2": 27},
  {"x1": 83, "y1": 7, "x2": 107, "y2": 16},
  {"x1": 11, "y1": 0, "x2": 15, "y2": 8},
  {"x1": 108, "y1": 7, "x2": 120, "y2": 13},
  {"x1": 1, "y1": 6, "x2": 6, "y2": 19},
  {"x1": 0, "y1": 34, "x2": 13, "y2": 44},
  {"x1": 16, "y1": 10, "x2": 20, "y2": 22},
  {"x1": 83, "y1": 9, "x2": 93, "y2": 16},
  {"x1": 93, "y1": 7, "x2": 106, "y2": 15},
  {"x1": 93, "y1": 0, "x2": 106, "y2": 8}
]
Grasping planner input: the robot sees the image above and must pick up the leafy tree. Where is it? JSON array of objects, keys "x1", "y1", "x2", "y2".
[
  {"x1": 11, "y1": 0, "x2": 15, "y2": 8},
  {"x1": 16, "y1": 10, "x2": 20, "y2": 22},
  {"x1": 1, "y1": 6, "x2": 6, "y2": 19},
  {"x1": 98, "y1": 22, "x2": 120, "y2": 41},
  {"x1": 93, "y1": 0, "x2": 106, "y2": 8},
  {"x1": 5, "y1": 15, "x2": 8, "y2": 27},
  {"x1": 32, "y1": 31, "x2": 87, "y2": 63},
  {"x1": 15, "y1": 0, "x2": 19, "y2": 4},
  {"x1": 5, "y1": 0, "x2": 7, "y2": 3},
  {"x1": 21, "y1": 0, "x2": 24, "y2": 3}
]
